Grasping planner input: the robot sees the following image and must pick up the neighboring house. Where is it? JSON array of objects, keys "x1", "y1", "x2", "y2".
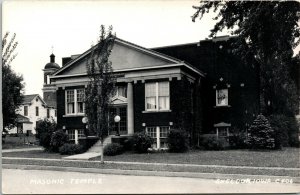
[
  {"x1": 44, "y1": 36, "x2": 298, "y2": 149},
  {"x1": 10, "y1": 94, "x2": 57, "y2": 134}
]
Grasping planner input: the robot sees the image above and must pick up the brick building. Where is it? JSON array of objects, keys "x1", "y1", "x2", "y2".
[{"x1": 46, "y1": 36, "x2": 294, "y2": 149}]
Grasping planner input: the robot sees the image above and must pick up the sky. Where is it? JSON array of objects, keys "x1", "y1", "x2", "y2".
[{"x1": 2, "y1": 0, "x2": 300, "y2": 96}]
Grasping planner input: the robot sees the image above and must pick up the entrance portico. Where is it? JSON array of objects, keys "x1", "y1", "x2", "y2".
[{"x1": 109, "y1": 81, "x2": 134, "y2": 136}]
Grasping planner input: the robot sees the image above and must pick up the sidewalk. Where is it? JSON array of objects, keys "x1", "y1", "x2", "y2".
[
  {"x1": 2, "y1": 147, "x2": 43, "y2": 153},
  {"x1": 4, "y1": 163, "x2": 300, "y2": 183}
]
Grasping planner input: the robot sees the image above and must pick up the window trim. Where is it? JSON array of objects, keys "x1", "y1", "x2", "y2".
[
  {"x1": 35, "y1": 106, "x2": 39, "y2": 116},
  {"x1": 24, "y1": 106, "x2": 28, "y2": 116},
  {"x1": 146, "y1": 126, "x2": 170, "y2": 149},
  {"x1": 145, "y1": 81, "x2": 170, "y2": 112},
  {"x1": 65, "y1": 89, "x2": 85, "y2": 116},
  {"x1": 66, "y1": 129, "x2": 85, "y2": 140},
  {"x1": 47, "y1": 108, "x2": 50, "y2": 118},
  {"x1": 216, "y1": 127, "x2": 229, "y2": 137},
  {"x1": 76, "y1": 89, "x2": 85, "y2": 114},
  {"x1": 216, "y1": 88, "x2": 229, "y2": 107}
]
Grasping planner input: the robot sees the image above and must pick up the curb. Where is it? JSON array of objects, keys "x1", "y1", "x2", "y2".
[
  {"x1": 2, "y1": 148, "x2": 43, "y2": 153},
  {"x1": 3, "y1": 163, "x2": 300, "y2": 184}
]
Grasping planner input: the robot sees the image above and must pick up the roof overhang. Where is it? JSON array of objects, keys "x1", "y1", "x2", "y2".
[{"x1": 50, "y1": 62, "x2": 205, "y2": 80}]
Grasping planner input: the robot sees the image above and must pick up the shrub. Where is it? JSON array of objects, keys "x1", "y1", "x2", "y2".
[
  {"x1": 35, "y1": 118, "x2": 57, "y2": 151},
  {"x1": 228, "y1": 134, "x2": 247, "y2": 149},
  {"x1": 200, "y1": 135, "x2": 228, "y2": 150},
  {"x1": 123, "y1": 137, "x2": 133, "y2": 151},
  {"x1": 104, "y1": 143, "x2": 124, "y2": 156},
  {"x1": 228, "y1": 128, "x2": 248, "y2": 149},
  {"x1": 130, "y1": 133, "x2": 153, "y2": 153},
  {"x1": 246, "y1": 114, "x2": 275, "y2": 149},
  {"x1": 50, "y1": 130, "x2": 68, "y2": 152},
  {"x1": 167, "y1": 129, "x2": 189, "y2": 152},
  {"x1": 59, "y1": 143, "x2": 84, "y2": 155},
  {"x1": 268, "y1": 114, "x2": 300, "y2": 148}
]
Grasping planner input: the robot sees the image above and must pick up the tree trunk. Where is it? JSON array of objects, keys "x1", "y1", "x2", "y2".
[{"x1": 100, "y1": 138, "x2": 104, "y2": 163}]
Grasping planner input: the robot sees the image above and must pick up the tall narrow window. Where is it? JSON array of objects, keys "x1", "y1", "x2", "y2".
[
  {"x1": 146, "y1": 127, "x2": 157, "y2": 148},
  {"x1": 77, "y1": 89, "x2": 85, "y2": 113},
  {"x1": 35, "y1": 107, "x2": 39, "y2": 116},
  {"x1": 159, "y1": 126, "x2": 170, "y2": 148},
  {"x1": 145, "y1": 81, "x2": 169, "y2": 111},
  {"x1": 24, "y1": 106, "x2": 28, "y2": 116},
  {"x1": 47, "y1": 109, "x2": 50, "y2": 118},
  {"x1": 158, "y1": 82, "x2": 170, "y2": 110},
  {"x1": 66, "y1": 90, "x2": 75, "y2": 114},
  {"x1": 145, "y1": 83, "x2": 156, "y2": 110},
  {"x1": 216, "y1": 89, "x2": 228, "y2": 106}
]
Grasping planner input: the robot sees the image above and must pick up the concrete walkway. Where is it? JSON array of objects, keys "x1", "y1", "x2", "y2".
[
  {"x1": 62, "y1": 135, "x2": 113, "y2": 160},
  {"x1": 2, "y1": 147, "x2": 43, "y2": 153}
]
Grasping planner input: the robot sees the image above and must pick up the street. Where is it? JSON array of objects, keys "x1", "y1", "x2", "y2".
[{"x1": 2, "y1": 168, "x2": 300, "y2": 194}]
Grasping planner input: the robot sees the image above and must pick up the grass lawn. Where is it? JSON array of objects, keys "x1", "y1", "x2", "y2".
[
  {"x1": 2, "y1": 135, "x2": 39, "y2": 149},
  {"x1": 97, "y1": 147, "x2": 300, "y2": 168},
  {"x1": 3, "y1": 147, "x2": 299, "y2": 168},
  {"x1": 3, "y1": 149, "x2": 67, "y2": 159}
]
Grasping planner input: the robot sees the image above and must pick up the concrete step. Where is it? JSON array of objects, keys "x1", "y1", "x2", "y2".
[{"x1": 87, "y1": 135, "x2": 113, "y2": 153}]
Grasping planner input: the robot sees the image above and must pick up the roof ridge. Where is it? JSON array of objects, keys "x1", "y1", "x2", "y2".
[{"x1": 115, "y1": 37, "x2": 183, "y2": 63}]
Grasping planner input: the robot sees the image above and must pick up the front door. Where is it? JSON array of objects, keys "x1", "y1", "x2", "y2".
[{"x1": 109, "y1": 106, "x2": 127, "y2": 135}]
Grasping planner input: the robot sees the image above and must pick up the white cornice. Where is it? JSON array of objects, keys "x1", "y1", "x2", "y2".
[{"x1": 50, "y1": 63, "x2": 204, "y2": 79}]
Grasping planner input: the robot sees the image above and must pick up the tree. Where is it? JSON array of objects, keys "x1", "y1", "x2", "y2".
[
  {"x1": 2, "y1": 32, "x2": 24, "y2": 129},
  {"x1": 85, "y1": 25, "x2": 116, "y2": 163},
  {"x1": 35, "y1": 118, "x2": 57, "y2": 151},
  {"x1": 192, "y1": 1, "x2": 300, "y2": 116},
  {"x1": 246, "y1": 114, "x2": 275, "y2": 149}
]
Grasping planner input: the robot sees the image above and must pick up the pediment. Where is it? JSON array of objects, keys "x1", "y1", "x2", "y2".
[
  {"x1": 54, "y1": 38, "x2": 181, "y2": 76},
  {"x1": 111, "y1": 96, "x2": 127, "y2": 105}
]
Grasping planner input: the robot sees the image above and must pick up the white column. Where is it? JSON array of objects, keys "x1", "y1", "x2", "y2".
[
  {"x1": 127, "y1": 82, "x2": 134, "y2": 135},
  {"x1": 75, "y1": 129, "x2": 78, "y2": 144},
  {"x1": 156, "y1": 127, "x2": 160, "y2": 149}
]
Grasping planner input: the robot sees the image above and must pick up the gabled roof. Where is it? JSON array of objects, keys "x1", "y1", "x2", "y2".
[
  {"x1": 22, "y1": 94, "x2": 47, "y2": 106},
  {"x1": 52, "y1": 37, "x2": 205, "y2": 77}
]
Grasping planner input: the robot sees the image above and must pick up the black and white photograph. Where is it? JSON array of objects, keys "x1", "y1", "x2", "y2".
[{"x1": 1, "y1": 0, "x2": 300, "y2": 194}]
